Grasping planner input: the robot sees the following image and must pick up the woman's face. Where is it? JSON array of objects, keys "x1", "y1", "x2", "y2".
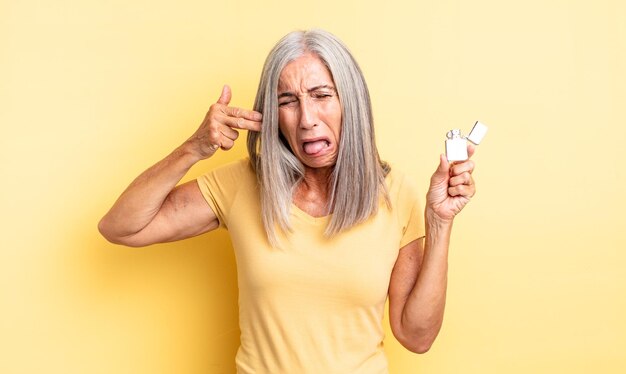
[{"x1": 277, "y1": 53, "x2": 342, "y2": 171}]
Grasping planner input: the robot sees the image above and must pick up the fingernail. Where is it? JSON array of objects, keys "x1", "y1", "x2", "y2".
[{"x1": 254, "y1": 113, "x2": 263, "y2": 121}]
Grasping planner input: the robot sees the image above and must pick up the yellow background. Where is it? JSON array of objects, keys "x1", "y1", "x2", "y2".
[{"x1": 2, "y1": 0, "x2": 625, "y2": 373}]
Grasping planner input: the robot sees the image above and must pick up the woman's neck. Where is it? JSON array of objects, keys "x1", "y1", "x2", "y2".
[{"x1": 293, "y1": 166, "x2": 333, "y2": 217}]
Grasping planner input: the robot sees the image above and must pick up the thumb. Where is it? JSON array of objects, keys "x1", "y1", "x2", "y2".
[
  {"x1": 467, "y1": 143, "x2": 476, "y2": 159},
  {"x1": 434, "y1": 153, "x2": 450, "y2": 178},
  {"x1": 217, "y1": 84, "x2": 232, "y2": 105}
]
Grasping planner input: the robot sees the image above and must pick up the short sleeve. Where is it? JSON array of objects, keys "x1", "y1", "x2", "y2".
[
  {"x1": 388, "y1": 168, "x2": 426, "y2": 248},
  {"x1": 196, "y1": 158, "x2": 254, "y2": 229}
]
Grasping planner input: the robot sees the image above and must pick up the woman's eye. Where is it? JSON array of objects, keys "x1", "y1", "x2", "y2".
[
  {"x1": 279, "y1": 100, "x2": 297, "y2": 107},
  {"x1": 312, "y1": 93, "x2": 332, "y2": 99}
]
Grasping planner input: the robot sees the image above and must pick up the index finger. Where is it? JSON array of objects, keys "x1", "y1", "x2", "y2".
[
  {"x1": 224, "y1": 116, "x2": 262, "y2": 132},
  {"x1": 223, "y1": 106, "x2": 263, "y2": 122}
]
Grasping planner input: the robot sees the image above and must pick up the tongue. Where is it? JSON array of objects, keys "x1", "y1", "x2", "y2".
[{"x1": 303, "y1": 140, "x2": 328, "y2": 155}]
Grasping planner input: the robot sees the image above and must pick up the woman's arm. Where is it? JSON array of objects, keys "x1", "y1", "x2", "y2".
[
  {"x1": 98, "y1": 85, "x2": 262, "y2": 247},
  {"x1": 388, "y1": 146, "x2": 476, "y2": 353},
  {"x1": 97, "y1": 146, "x2": 216, "y2": 247}
]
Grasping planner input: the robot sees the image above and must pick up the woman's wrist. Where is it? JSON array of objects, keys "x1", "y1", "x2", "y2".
[
  {"x1": 424, "y1": 208, "x2": 453, "y2": 256},
  {"x1": 425, "y1": 207, "x2": 454, "y2": 230},
  {"x1": 177, "y1": 140, "x2": 207, "y2": 165}
]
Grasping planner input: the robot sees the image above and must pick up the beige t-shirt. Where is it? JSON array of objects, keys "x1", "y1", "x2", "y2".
[{"x1": 197, "y1": 159, "x2": 425, "y2": 374}]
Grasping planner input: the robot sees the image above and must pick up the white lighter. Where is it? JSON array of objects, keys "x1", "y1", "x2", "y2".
[{"x1": 445, "y1": 121, "x2": 488, "y2": 162}]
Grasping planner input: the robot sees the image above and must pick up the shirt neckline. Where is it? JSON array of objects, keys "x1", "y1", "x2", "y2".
[{"x1": 291, "y1": 203, "x2": 332, "y2": 225}]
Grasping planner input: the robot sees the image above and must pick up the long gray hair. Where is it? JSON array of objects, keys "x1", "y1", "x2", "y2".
[{"x1": 247, "y1": 29, "x2": 390, "y2": 246}]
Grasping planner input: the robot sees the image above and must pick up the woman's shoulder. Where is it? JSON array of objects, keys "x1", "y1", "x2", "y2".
[
  {"x1": 215, "y1": 157, "x2": 254, "y2": 175},
  {"x1": 384, "y1": 164, "x2": 420, "y2": 201},
  {"x1": 198, "y1": 157, "x2": 256, "y2": 188},
  {"x1": 385, "y1": 163, "x2": 412, "y2": 188}
]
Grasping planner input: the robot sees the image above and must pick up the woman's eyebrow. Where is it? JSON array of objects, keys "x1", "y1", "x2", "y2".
[
  {"x1": 278, "y1": 85, "x2": 336, "y2": 99},
  {"x1": 278, "y1": 92, "x2": 296, "y2": 99},
  {"x1": 308, "y1": 84, "x2": 335, "y2": 92}
]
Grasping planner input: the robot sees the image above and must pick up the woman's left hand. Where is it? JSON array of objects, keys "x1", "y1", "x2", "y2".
[{"x1": 426, "y1": 144, "x2": 477, "y2": 223}]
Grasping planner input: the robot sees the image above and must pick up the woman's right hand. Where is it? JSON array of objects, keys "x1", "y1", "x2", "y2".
[
  {"x1": 99, "y1": 85, "x2": 261, "y2": 247},
  {"x1": 186, "y1": 85, "x2": 263, "y2": 160}
]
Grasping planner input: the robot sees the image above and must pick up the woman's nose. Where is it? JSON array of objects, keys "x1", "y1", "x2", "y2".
[{"x1": 298, "y1": 98, "x2": 317, "y2": 129}]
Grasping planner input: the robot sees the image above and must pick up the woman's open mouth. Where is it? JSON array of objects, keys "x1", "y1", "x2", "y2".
[{"x1": 302, "y1": 139, "x2": 331, "y2": 155}]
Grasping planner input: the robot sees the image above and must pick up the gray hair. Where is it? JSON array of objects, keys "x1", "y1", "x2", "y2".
[{"x1": 247, "y1": 29, "x2": 390, "y2": 246}]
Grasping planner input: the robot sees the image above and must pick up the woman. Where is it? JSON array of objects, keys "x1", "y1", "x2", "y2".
[{"x1": 99, "y1": 29, "x2": 477, "y2": 373}]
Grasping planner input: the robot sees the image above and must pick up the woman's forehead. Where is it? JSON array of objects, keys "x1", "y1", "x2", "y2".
[{"x1": 277, "y1": 54, "x2": 334, "y2": 92}]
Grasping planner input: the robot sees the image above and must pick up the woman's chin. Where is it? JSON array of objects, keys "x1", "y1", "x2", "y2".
[{"x1": 298, "y1": 154, "x2": 337, "y2": 171}]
